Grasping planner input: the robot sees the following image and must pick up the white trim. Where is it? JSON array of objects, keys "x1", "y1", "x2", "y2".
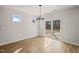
[
  {"x1": 61, "y1": 39, "x2": 79, "y2": 46},
  {"x1": 0, "y1": 39, "x2": 24, "y2": 46},
  {"x1": 0, "y1": 35, "x2": 39, "y2": 46}
]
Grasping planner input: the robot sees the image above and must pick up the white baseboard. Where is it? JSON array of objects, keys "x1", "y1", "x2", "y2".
[
  {"x1": 61, "y1": 39, "x2": 79, "y2": 46},
  {"x1": 0, "y1": 35, "x2": 39, "y2": 46},
  {"x1": 0, "y1": 39, "x2": 25, "y2": 46}
]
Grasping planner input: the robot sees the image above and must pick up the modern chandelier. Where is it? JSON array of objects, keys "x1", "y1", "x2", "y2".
[{"x1": 36, "y1": 5, "x2": 44, "y2": 20}]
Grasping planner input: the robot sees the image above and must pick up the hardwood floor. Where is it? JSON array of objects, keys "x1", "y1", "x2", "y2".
[{"x1": 0, "y1": 36, "x2": 79, "y2": 53}]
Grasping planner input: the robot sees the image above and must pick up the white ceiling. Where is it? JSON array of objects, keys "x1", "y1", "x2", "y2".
[{"x1": 1, "y1": 5, "x2": 76, "y2": 15}]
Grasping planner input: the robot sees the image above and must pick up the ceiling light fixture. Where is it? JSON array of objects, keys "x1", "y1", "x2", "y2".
[{"x1": 36, "y1": 5, "x2": 44, "y2": 20}]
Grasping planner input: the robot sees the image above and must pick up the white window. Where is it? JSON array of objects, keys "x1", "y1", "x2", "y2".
[{"x1": 12, "y1": 14, "x2": 21, "y2": 22}]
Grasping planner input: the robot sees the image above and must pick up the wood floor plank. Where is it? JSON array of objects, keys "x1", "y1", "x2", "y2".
[{"x1": 0, "y1": 36, "x2": 79, "y2": 53}]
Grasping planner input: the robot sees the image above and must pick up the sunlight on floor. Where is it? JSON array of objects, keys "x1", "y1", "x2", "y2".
[
  {"x1": 44, "y1": 37, "x2": 53, "y2": 48},
  {"x1": 13, "y1": 48, "x2": 23, "y2": 53},
  {"x1": 44, "y1": 37, "x2": 64, "y2": 53}
]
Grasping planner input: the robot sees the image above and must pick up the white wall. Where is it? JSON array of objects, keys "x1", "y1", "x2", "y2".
[
  {"x1": 0, "y1": 7, "x2": 39, "y2": 45},
  {"x1": 44, "y1": 6, "x2": 79, "y2": 46},
  {"x1": 39, "y1": 20, "x2": 45, "y2": 36}
]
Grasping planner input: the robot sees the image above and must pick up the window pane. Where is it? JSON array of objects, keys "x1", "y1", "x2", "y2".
[
  {"x1": 46, "y1": 21, "x2": 51, "y2": 30},
  {"x1": 12, "y1": 16, "x2": 21, "y2": 22}
]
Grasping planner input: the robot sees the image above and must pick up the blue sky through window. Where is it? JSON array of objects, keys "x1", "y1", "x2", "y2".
[{"x1": 12, "y1": 16, "x2": 21, "y2": 22}]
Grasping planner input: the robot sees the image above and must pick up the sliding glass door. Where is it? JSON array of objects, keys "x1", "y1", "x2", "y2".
[
  {"x1": 45, "y1": 19, "x2": 60, "y2": 40},
  {"x1": 53, "y1": 20, "x2": 60, "y2": 33}
]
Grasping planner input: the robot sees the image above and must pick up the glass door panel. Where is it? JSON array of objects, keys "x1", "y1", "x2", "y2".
[{"x1": 45, "y1": 21, "x2": 51, "y2": 33}]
